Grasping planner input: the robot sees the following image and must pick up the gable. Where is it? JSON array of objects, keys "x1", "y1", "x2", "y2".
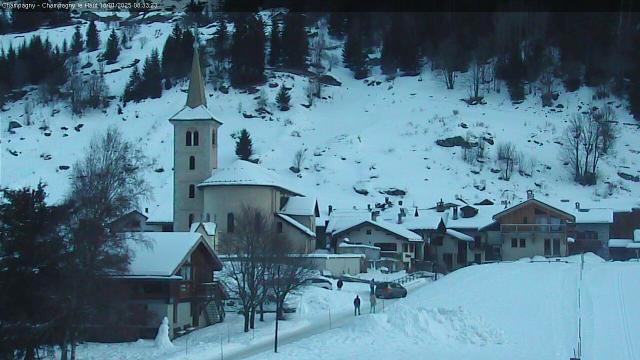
[{"x1": 493, "y1": 199, "x2": 575, "y2": 223}]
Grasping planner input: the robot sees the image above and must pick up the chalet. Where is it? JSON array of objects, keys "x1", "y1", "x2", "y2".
[
  {"x1": 105, "y1": 232, "x2": 227, "y2": 341},
  {"x1": 566, "y1": 203, "x2": 613, "y2": 258},
  {"x1": 487, "y1": 191, "x2": 576, "y2": 261},
  {"x1": 608, "y1": 230, "x2": 640, "y2": 260},
  {"x1": 326, "y1": 210, "x2": 423, "y2": 271}
]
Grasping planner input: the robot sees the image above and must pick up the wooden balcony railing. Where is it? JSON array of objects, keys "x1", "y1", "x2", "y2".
[
  {"x1": 500, "y1": 224, "x2": 565, "y2": 233},
  {"x1": 179, "y1": 281, "x2": 225, "y2": 300}
]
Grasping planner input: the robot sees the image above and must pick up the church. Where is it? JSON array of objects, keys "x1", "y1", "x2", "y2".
[{"x1": 168, "y1": 49, "x2": 318, "y2": 254}]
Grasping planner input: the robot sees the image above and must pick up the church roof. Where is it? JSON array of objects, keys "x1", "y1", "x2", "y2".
[
  {"x1": 280, "y1": 196, "x2": 317, "y2": 216},
  {"x1": 169, "y1": 47, "x2": 223, "y2": 125},
  {"x1": 198, "y1": 160, "x2": 304, "y2": 196}
]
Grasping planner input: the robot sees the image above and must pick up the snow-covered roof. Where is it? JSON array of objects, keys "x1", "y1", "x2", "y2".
[
  {"x1": 573, "y1": 208, "x2": 614, "y2": 224},
  {"x1": 199, "y1": 160, "x2": 304, "y2": 196},
  {"x1": 608, "y1": 239, "x2": 633, "y2": 248},
  {"x1": 444, "y1": 204, "x2": 505, "y2": 229},
  {"x1": 276, "y1": 213, "x2": 315, "y2": 237},
  {"x1": 328, "y1": 214, "x2": 422, "y2": 242},
  {"x1": 446, "y1": 229, "x2": 474, "y2": 242},
  {"x1": 190, "y1": 221, "x2": 217, "y2": 235},
  {"x1": 338, "y1": 241, "x2": 380, "y2": 250},
  {"x1": 305, "y1": 253, "x2": 365, "y2": 259},
  {"x1": 281, "y1": 196, "x2": 317, "y2": 216},
  {"x1": 122, "y1": 232, "x2": 205, "y2": 278},
  {"x1": 395, "y1": 210, "x2": 444, "y2": 230},
  {"x1": 169, "y1": 104, "x2": 223, "y2": 125}
]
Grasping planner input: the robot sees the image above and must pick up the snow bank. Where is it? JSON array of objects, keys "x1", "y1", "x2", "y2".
[{"x1": 385, "y1": 304, "x2": 504, "y2": 345}]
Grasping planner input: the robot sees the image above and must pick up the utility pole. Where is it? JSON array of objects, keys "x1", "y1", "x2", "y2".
[{"x1": 274, "y1": 264, "x2": 280, "y2": 353}]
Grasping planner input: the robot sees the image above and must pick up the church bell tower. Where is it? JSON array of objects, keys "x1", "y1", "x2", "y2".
[{"x1": 169, "y1": 47, "x2": 223, "y2": 231}]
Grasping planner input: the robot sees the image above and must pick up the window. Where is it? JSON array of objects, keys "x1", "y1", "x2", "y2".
[
  {"x1": 186, "y1": 131, "x2": 192, "y2": 146},
  {"x1": 193, "y1": 131, "x2": 199, "y2": 146},
  {"x1": 474, "y1": 253, "x2": 482, "y2": 264},
  {"x1": 188, "y1": 213, "x2": 194, "y2": 228},
  {"x1": 553, "y1": 239, "x2": 561, "y2": 255},
  {"x1": 227, "y1": 213, "x2": 235, "y2": 233},
  {"x1": 519, "y1": 238, "x2": 526, "y2": 248},
  {"x1": 212, "y1": 129, "x2": 216, "y2": 145},
  {"x1": 403, "y1": 244, "x2": 409, "y2": 252},
  {"x1": 366, "y1": 229, "x2": 372, "y2": 235},
  {"x1": 189, "y1": 156, "x2": 195, "y2": 170},
  {"x1": 433, "y1": 236, "x2": 443, "y2": 246},
  {"x1": 474, "y1": 235, "x2": 481, "y2": 248},
  {"x1": 523, "y1": 216, "x2": 528, "y2": 224},
  {"x1": 511, "y1": 238, "x2": 518, "y2": 248},
  {"x1": 374, "y1": 243, "x2": 397, "y2": 252},
  {"x1": 544, "y1": 239, "x2": 551, "y2": 255},
  {"x1": 188, "y1": 184, "x2": 195, "y2": 198},
  {"x1": 277, "y1": 221, "x2": 283, "y2": 233}
]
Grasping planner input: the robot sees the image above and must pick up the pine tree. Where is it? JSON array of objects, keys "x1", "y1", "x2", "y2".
[
  {"x1": 71, "y1": 25, "x2": 84, "y2": 56},
  {"x1": 230, "y1": 14, "x2": 265, "y2": 88},
  {"x1": 161, "y1": 24, "x2": 182, "y2": 80},
  {"x1": 103, "y1": 29, "x2": 120, "y2": 64},
  {"x1": 629, "y1": 32, "x2": 640, "y2": 122},
  {"x1": 86, "y1": 20, "x2": 100, "y2": 52},
  {"x1": 269, "y1": 18, "x2": 282, "y2": 67},
  {"x1": 276, "y1": 85, "x2": 291, "y2": 111},
  {"x1": 213, "y1": 18, "x2": 228, "y2": 60},
  {"x1": 123, "y1": 65, "x2": 142, "y2": 102},
  {"x1": 342, "y1": 18, "x2": 368, "y2": 79},
  {"x1": 180, "y1": 29, "x2": 195, "y2": 77},
  {"x1": 235, "y1": 128, "x2": 254, "y2": 160},
  {"x1": 281, "y1": 12, "x2": 308, "y2": 69},
  {"x1": 141, "y1": 49, "x2": 163, "y2": 99}
]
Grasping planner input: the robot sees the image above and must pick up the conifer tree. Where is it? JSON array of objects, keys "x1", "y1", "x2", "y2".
[
  {"x1": 213, "y1": 18, "x2": 228, "y2": 60},
  {"x1": 235, "y1": 129, "x2": 254, "y2": 160},
  {"x1": 86, "y1": 20, "x2": 100, "y2": 52},
  {"x1": 281, "y1": 12, "x2": 308, "y2": 69},
  {"x1": 123, "y1": 65, "x2": 142, "y2": 102},
  {"x1": 269, "y1": 18, "x2": 282, "y2": 67},
  {"x1": 71, "y1": 25, "x2": 84, "y2": 56},
  {"x1": 342, "y1": 18, "x2": 368, "y2": 79},
  {"x1": 230, "y1": 14, "x2": 265, "y2": 87},
  {"x1": 103, "y1": 29, "x2": 120, "y2": 64},
  {"x1": 276, "y1": 85, "x2": 291, "y2": 111},
  {"x1": 141, "y1": 49, "x2": 162, "y2": 99}
]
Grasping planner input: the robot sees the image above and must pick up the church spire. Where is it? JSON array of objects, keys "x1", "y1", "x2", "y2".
[{"x1": 186, "y1": 46, "x2": 207, "y2": 109}]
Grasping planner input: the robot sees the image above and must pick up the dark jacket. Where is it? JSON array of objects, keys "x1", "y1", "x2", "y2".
[
  {"x1": 337, "y1": 279, "x2": 343, "y2": 288},
  {"x1": 354, "y1": 296, "x2": 361, "y2": 307}
]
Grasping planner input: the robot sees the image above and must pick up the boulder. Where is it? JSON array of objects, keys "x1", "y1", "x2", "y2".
[
  {"x1": 618, "y1": 172, "x2": 640, "y2": 182},
  {"x1": 436, "y1": 136, "x2": 472, "y2": 148},
  {"x1": 8, "y1": 121, "x2": 22, "y2": 132},
  {"x1": 318, "y1": 74, "x2": 342, "y2": 86}
]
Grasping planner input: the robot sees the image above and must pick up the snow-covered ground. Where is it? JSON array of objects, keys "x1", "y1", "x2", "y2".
[
  {"x1": 243, "y1": 255, "x2": 640, "y2": 360},
  {"x1": 2, "y1": 16, "x2": 640, "y2": 219}
]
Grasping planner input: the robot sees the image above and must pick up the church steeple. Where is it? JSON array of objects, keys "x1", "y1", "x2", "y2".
[{"x1": 186, "y1": 47, "x2": 207, "y2": 109}]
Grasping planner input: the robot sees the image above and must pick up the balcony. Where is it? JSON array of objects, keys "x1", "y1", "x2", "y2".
[
  {"x1": 179, "y1": 281, "x2": 226, "y2": 300},
  {"x1": 500, "y1": 224, "x2": 565, "y2": 233}
]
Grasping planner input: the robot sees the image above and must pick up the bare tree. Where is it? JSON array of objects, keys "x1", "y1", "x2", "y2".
[
  {"x1": 594, "y1": 105, "x2": 617, "y2": 154},
  {"x1": 220, "y1": 207, "x2": 273, "y2": 332},
  {"x1": 305, "y1": 77, "x2": 321, "y2": 106},
  {"x1": 496, "y1": 142, "x2": 517, "y2": 181},
  {"x1": 310, "y1": 21, "x2": 327, "y2": 70},
  {"x1": 563, "y1": 114, "x2": 584, "y2": 182},
  {"x1": 290, "y1": 148, "x2": 307, "y2": 173}
]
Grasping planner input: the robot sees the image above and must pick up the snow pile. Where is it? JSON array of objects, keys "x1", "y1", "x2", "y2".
[
  {"x1": 154, "y1": 317, "x2": 174, "y2": 350},
  {"x1": 386, "y1": 304, "x2": 504, "y2": 345}
]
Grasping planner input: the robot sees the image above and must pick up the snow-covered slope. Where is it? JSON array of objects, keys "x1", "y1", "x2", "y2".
[
  {"x1": 2, "y1": 16, "x2": 640, "y2": 218},
  {"x1": 246, "y1": 255, "x2": 640, "y2": 360}
]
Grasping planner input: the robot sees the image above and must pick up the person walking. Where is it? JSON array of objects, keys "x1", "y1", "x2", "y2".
[
  {"x1": 369, "y1": 278, "x2": 375, "y2": 295},
  {"x1": 337, "y1": 279, "x2": 343, "y2": 291},
  {"x1": 353, "y1": 295, "x2": 361, "y2": 316},
  {"x1": 369, "y1": 293, "x2": 377, "y2": 314}
]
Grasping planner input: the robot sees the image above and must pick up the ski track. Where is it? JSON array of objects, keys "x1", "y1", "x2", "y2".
[{"x1": 617, "y1": 270, "x2": 635, "y2": 360}]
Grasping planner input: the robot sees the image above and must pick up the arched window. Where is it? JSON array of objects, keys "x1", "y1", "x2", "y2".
[
  {"x1": 212, "y1": 129, "x2": 216, "y2": 145},
  {"x1": 227, "y1": 213, "x2": 235, "y2": 233},
  {"x1": 186, "y1": 131, "x2": 192, "y2": 146},
  {"x1": 193, "y1": 131, "x2": 199, "y2": 146},
  {"x1": 189, "y1": 156, "x2": 195, "y2": 170},
  {"x1": 188, "y1": 213, "x2": 194, "y2": 228},
  {"x1": 188, "y1": 184, "x2": 195, "y2": 198}
]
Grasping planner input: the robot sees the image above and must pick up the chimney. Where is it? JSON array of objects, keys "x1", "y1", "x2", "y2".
[
  {"x1": 324, "y1": 220, "x2": 329, "y2": 228},
  {"x1": 575, "y1": 202, "x2": 580, "y2": 210},
  {"x1": 371, "y1": 211, "x2": 379, "y2": 222},
  {"x1": 414, "y1": 207, "x2": 419, "y2": 217},
  {"x1": 453, "y1": 206, "x2": 459, "y2": 220},
  {"x1": 399, "y1": 200, "x2": 403, "y2": 206},
  {"x1": 526, "y1": 190, "x2": 534, "y2": 200},
  {"x1": 328, "y1": 205, "x2": 333, "y2": 215},
  {"x1": 367, "y1": 204, "x2": 372, "y2": 212},
  {"x1": 397, "y1": 213, "x2": 403, "y2": 224},
  {"x1": 144, "y1": 207, "x2": 148, "y2": 213},
  {"x1": 385, "y1": 196, "x2": 390, "y2": 204},
  {"x1": 436, "y1": 199, "x2": 445, "y2": 212}
]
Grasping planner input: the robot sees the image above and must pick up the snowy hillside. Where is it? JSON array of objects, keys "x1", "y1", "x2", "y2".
[{"x1": 2, "y1": 13, "x2": 640, "y2": 219}]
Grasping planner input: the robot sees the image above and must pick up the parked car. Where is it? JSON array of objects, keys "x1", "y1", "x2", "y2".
[
  {"x1": 375, "y1": 282, "x2": 407, "y2": 299},
  {"x1": 303, "y1": 278, "x2": 333, "y2": 290}
]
